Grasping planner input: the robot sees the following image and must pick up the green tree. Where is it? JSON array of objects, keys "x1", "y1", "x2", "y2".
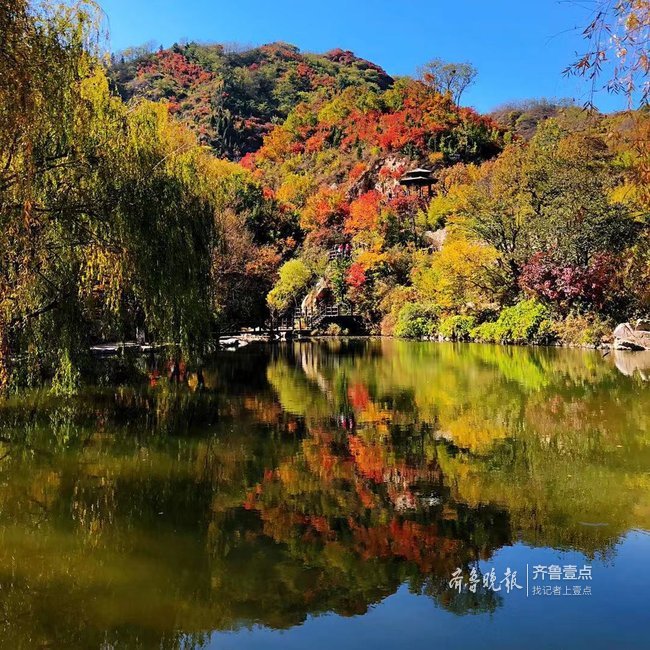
[
  {"x1": 417, "y1": 58, "x2": 478, "y2": 105},
  {"x1": 0, "y1": 1, "x2": 235, "y2": 389},
  {"x1": 456, "y1": 118, "x2": 637, "y2": 304},
  {"x1": 267, "y1": 259, "x2": 313, "y2": 315}
]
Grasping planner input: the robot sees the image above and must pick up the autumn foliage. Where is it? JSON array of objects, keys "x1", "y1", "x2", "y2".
[{"x1": 520, "y1": 252, "x2": 619, "y2": 313}]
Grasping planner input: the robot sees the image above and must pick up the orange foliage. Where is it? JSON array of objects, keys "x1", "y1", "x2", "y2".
[
  {"x1": 244, "y1": 245, "x2": 281, "y2": 278},
  {"x1": 348, "y1": 435, "x2": 388, "y2": 482},
  {"x1": 259, "y1": 127, "x2": 301, "y2": 162},
  {"x1": 346, "y1": 263, "x2": 367, "y2": 289},
  {"x1": 349, "y1": 162, "x2": 367, "y2": 182},
  {"x1": 300, "y1": 187, "x2": 349, "y2": 234},
  {"x1": 351, "y1": 519, "x2": 460, "y2": 572},
  {"x1": 345, "y1": 190, "x2": 381, "y2": 234}
]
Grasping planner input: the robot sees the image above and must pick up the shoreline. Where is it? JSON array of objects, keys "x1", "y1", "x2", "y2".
[{"x1": 87, "y1": 333, "x2": 647, "y2": 354}]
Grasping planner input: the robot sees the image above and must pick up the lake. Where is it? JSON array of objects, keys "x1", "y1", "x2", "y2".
[{"x1": 0, "y1": 340, "x2": 648, "y2": 649}]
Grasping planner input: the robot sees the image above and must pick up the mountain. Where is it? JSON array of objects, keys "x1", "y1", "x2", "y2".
[
  {"x1": 488, "y1": 98, "x2": 575, "y2": 140},
  {"x1": 246, "y1": 78, "x2": 504, "y2": 250},
  {"x1": 110, "y1": 42, "x2": 394, "y2": 159},
  {"x1": 109, "y1": 40, "x2": 648, "y2": 339}
]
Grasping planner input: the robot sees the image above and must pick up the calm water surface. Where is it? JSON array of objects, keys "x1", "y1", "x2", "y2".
[{"x1": 0, "y1": 340, "x2": 649, "y2": 649}]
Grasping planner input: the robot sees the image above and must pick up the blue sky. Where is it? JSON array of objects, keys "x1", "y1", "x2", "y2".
[{"x1": 99, "y1": 0, "x2": 625, "y2": 113}]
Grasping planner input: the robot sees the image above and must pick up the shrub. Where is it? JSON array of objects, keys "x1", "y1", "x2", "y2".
[
  {"x1": 325, "y1": 323, "x2": 343, "y2": 336},
  {"x1": 379, "y1": 285, "x2": 418, "y2": 336},
  {"x1": 470, "y1": 300, "x2": 553, "y2": 344},
  {"x1": 394, "y1": 302, "x2": 440, "y2": 338},
  {"x1": 553, "y1": 313, "x2": 613, "y2": 346},
  {"x1": 520, "y1": 252, "x2": 619, "y2": 313},
  {"x1": 380, "y1": 311, "x2": 398, "y2": 336},
  {"x1": 438, "y1": 315, "x2": 476, "y2": 340},
  {"x1": 471, "y1": 320, "x2": 500, "y2": 343}
]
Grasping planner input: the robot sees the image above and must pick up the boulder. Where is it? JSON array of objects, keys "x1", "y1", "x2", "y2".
[
  {"x1": 218, "y1": 337, "x2": 249, "y2": 350},
  {"x1": 613, "y1": 322, "x2": 650, "y2": 351},
  {"x1": 423, "y1": 228, "x2": 447, "y2": 251}
]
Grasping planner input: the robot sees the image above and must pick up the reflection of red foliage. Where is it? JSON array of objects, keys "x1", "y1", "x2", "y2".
[
  {"x1": 349, "y1": 436, "x2": 380, "y2": 481},
  {"x1": 348, "y1": 382, "x2": 370, "y2": 409},
  {"x1": 351, "y1": 519, "x2": 459, "y2": 573},
  {"x1": 356, "y1": 483, "x2": 377, "y2": 509},
  {"x1": 243, "y1": 483, "x2": 263, "y2": 510},
  {"x1": 306, "y1": 515, "x2": 333, "y2": 538},
  {"x1": 348, "y1": 435, "x2": 441, "y2": 489}
]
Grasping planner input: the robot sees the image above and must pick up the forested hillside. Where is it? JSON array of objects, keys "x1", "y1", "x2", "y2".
[
  {"x1": 252, "y1": 89, "x2": 648, "y2": 342},
  {"x1": 110, "y1": 42, "x2": 393, "y2": 158},
  {"x1": 1, "y1": 0, "x2": 648, "y2": 392}
]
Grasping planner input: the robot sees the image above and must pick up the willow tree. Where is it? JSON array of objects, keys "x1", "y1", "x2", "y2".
[
  {"x1": 0, "y1": 1, "x2": 223, "y2": 391},
  {"x1": 565, "y1": 0, "x2": 649, "y2": 107}
]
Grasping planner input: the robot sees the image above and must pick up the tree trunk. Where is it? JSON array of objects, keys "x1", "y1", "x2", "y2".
[{"x1": 0, "y1": 321, "x2": 9, "y2": 392}]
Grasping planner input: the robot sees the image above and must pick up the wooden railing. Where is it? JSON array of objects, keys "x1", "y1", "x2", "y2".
[
  {"x1": 277, "y1": 303, "x2": 355, "y2": 330},
  {"x1": 328, "y1": 247, "x2": 351, "y2": 261}
]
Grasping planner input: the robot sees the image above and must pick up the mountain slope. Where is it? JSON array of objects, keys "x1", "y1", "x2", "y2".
[{"x1": 111, "y1": 42, "x2": 393, "y2": 158}]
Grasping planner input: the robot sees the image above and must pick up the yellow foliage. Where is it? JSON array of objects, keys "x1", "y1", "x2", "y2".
[
  {"x1": 276, "y1": 173, "x2": 315, "y2": 209},
  {"x1": 355, "y1": 250, "x2": 386, "y2": 271},
  {"x1": 317, "y1": 94, "x2": 353, "y2": 125},
  {"x1": 258, "y1": 127, "x2": 295, "y2": 162},
  {"x1": 412, "y1": 238, "x2": 499, "y2": 310}
]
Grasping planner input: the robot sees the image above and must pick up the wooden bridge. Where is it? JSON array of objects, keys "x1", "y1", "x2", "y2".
[
  {"x1": 328, "y1": 246, "x2": 351, "y2": 261},
  {"x1": 277, "y1": 303, "x2": 361, "y2": 332}
]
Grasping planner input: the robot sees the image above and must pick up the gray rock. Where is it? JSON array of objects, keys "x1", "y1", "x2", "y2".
[{"x1": 613, "y1": 322, "x2": 650, "y2": 350}]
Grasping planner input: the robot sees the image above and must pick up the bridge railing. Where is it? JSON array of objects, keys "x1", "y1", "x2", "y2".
[
  {"x1": 328, "y1": 247, "x2": 351, "y2": 261},
  {"x1": 277, "y1": 303, "x2": 355, "y2": 329}
]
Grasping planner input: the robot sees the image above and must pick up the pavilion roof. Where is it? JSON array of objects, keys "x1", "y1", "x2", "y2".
[
  {"x1": 404, "y1": 167, "x2": 432, "y2": 174},
  {"x1": 399, "y1": 167, "x2": 435, "y2": 185}
]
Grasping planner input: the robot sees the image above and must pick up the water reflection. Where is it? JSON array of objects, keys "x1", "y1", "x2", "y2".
[{"x1": 0, "y1": 341, "x2": 648, "y2": 648}]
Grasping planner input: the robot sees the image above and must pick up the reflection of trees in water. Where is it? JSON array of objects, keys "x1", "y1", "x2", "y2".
[
  {"x1": 266, "y1": 340, "x2": 650, "y2": 553},
  {"x1": 238, "y1": 420, "x2": 512, "y2": 621},
  {"x1": 0, "y1": 341, "x2": 647, "y2": 645},
  {"x1": 418, "y1": 570, "x2": 501, "y2": 615}
]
